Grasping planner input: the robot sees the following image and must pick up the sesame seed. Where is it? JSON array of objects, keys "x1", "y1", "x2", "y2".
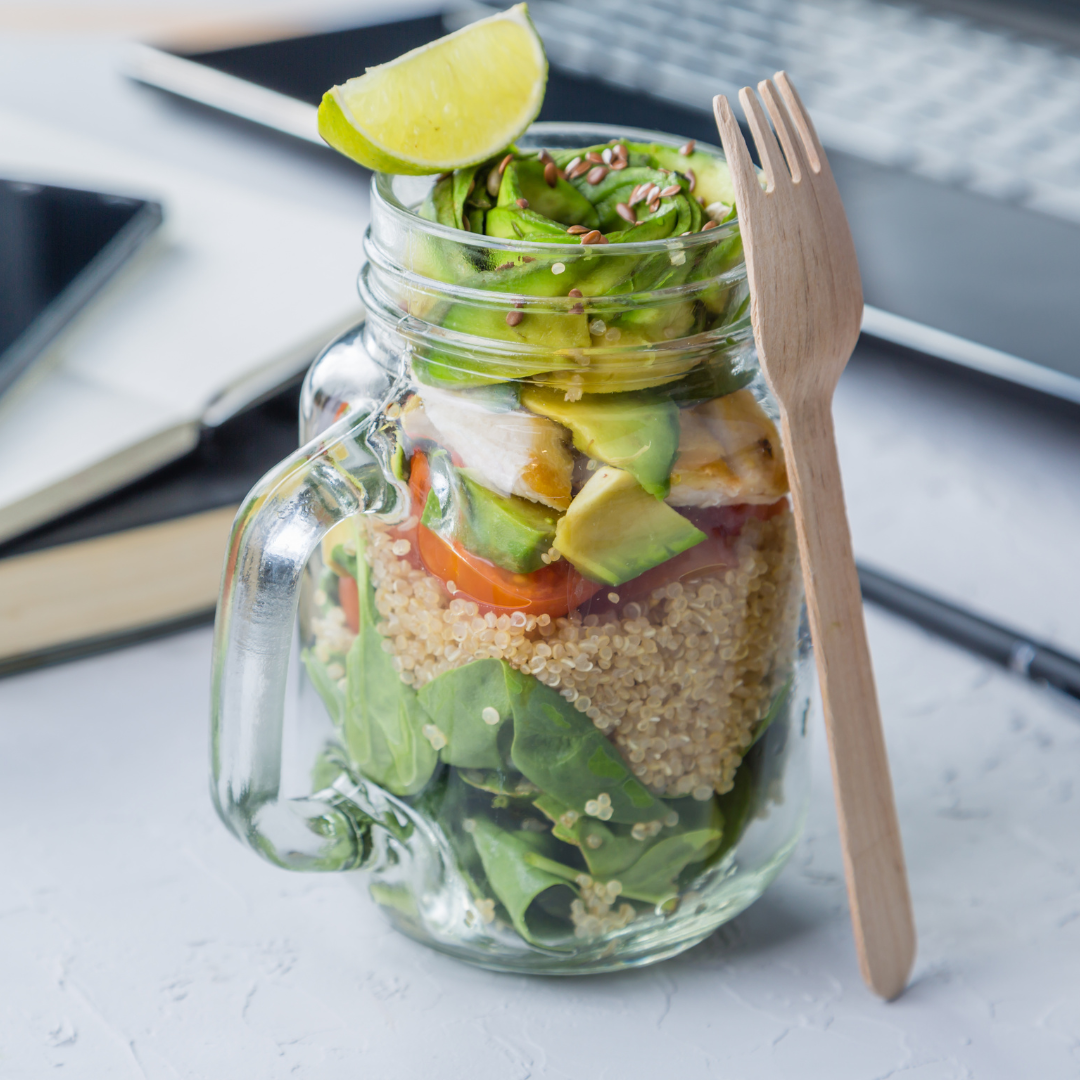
[
  {"x1": 601, "y1": 147, "x2": 613, "y2": 165},
  {"x1": 679, "y1": 140, "x2": 695, "y2": 156},
  {"x1": 515, "y1": 197, "x2": 529, "y2": 209},
  {"x1": 586, "y1": 166, "x2": 608, "y2": 185},
  {"x1": 505, "y1": 310, "x2": 524, "y2": 326},
  {"x1": 615, "y1": 202, "x2": 636, "y2": 224},
  {"x1": 544, "y1": 160, "x2": 558, "y2": 187},
  {"x1": 551, "y1": 262, "x2": 565, "y2": 275}
]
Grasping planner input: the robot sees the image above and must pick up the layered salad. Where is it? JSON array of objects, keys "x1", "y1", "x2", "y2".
[{"x1": 301, "y1": 8, "x2": 804, "y2": 946}]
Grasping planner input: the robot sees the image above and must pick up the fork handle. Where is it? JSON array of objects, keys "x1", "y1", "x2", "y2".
[{"x1": 782, "y1": 397, "x2": 917, "y2": 1000}]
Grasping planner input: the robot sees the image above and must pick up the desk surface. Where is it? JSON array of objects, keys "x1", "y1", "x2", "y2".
[{"x1": 2, "y1": 25, "x2": 1080, "y2": 1080}]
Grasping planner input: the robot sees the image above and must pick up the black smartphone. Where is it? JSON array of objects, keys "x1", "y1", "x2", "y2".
[{"x1": 0, "y1": 179, "x2": 163, "y2": 397}]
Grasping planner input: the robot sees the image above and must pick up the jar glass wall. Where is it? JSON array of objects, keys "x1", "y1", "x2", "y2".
[{"x1": 215, "y1": 124, "x2": 813, "y2": 974}]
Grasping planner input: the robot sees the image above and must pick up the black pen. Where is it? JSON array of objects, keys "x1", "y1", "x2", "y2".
[{"x1": 857, "y1": 564, "x2": 1080, "y2": 702}]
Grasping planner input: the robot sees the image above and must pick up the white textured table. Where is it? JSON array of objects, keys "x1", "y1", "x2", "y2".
[{"x1": 3, "y1": 23, "x2": 1080, "y2": 1080}]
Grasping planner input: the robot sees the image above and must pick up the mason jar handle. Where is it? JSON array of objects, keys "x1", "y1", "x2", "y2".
[{"x1": 210, "y1": 406, "x2": 404, "y2": 871}]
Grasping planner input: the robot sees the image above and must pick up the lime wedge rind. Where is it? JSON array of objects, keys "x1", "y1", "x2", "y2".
[{"x1": 318, "y1": 3, "x2": 547, "y2": 175}]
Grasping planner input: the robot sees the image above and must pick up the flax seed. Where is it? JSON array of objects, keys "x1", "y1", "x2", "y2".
[
  {"x1": 568, "y1": 159, "x2": 591, "y2": 180},
  {"x1": 566, "y1": 225, "x2": 589, "y2": 234},
  {"x1": 616, "y1": 202, "x2": 636, "y2": 224},
  {"x1": 544, "y1": 161, "x2": 558, "y2": 187},
  {"x1": 516, "y1": 197, "x2": 529, "y2": 209},
  {"x1": 679, "y1": 140, "x2": 695, "y2": 156},
  {"x1": 586, "y1": 165, "x2": 608, "y2": 184},
  {"x1": 659, "y1": 184, "x2": 681, "y2": 197},
  {"x1": 568, "y1": 288, "x2": 583, "y2": 297},
  {"x1": 570, "y1": 302, "x2": 584, "y2": 314},
  {"x1": 565, "y1": 156, "x2": 582, "y2": 173},
  {"x1": 611, "y1": 159, "x2": 627, "y2": 170},
  {"x1": 685, "y1": 168, "x2": 696, "y2": 193},
  {"x1": 505, "y1": 310, "x2": 524, "y2": 326},
  {"x1": 487, "y1": 168, "x2": 502, "y2": 196},
  {"x1": 701, "y1": 220, "x2": 719, "y2": 231},
  {"x1": 585, "y1": 151, "x2": 604, "y2": 164},
  {"x1": 601, "y1": 147, "x2": 613, "y2": 165},
  {"x1": 579, "y1": 229, "x2": 605, "y2": 244}
]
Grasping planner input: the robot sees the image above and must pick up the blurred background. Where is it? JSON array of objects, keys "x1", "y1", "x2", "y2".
[{"x1": 2, "y1": 0, "x2": 1079, "y2": 682}]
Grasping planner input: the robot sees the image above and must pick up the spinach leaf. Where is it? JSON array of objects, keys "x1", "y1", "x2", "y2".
[
  {"x1": 341, "y1": 534, "x2": 438, "y2": 797},
  {"x1": 416, "y1": 658, "x2": 520, "y2": 770},
  {"x1": 616, "y1": 829, "x2": 721, "y2": 907},
  {"x1": 749, "y1": 677, "x2": 792, "y2": 748},
  {"x1": 469, "y1": 816, "x2": 577, "y2": 943},
  {"x1": 509, "y1": 676, "x2": 662, "y2": 823},
  {"x1": 536, "y1": 791, "x2": 724, "y2": 890}
]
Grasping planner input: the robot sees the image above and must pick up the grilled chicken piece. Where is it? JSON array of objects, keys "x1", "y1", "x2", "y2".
[
  {"x1": 666, "y1": 389, "x2": 788, "y2": 507},
  {"x1": 410, "y1": 385, "x2": 574, "y2": 511}
]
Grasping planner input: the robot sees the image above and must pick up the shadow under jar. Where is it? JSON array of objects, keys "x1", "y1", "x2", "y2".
[{"x1": 213, "y1": 123, "x2": 814, "y2": 974}]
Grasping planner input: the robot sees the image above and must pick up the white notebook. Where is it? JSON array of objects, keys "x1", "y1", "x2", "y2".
[{"x1": 0, "y1": 107, "x2": 368, "y2": 543}]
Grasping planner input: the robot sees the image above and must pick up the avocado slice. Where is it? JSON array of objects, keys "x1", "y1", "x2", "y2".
[
  {"x1": 420, "y1": 452, "x2": 561, "y2": 574},
  {"x1": 553, "y1": 466, "x2": 705, "y2": 586},
  {"x1": 454, "y1": 469, "x2": 561, "y2": 573},
  {"x1": 520, "y1": 385, "x2": 679, "y2": 498}
]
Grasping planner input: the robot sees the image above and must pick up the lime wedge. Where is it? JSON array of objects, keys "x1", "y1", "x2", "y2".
[{"x1": 318, "y1": 4, "x2": 547, "y2": 175}]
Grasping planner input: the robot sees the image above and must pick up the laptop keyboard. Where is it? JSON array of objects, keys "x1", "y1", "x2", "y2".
[{"x1": 468, "y1": 0, "x2": 1080, "y2": 223}]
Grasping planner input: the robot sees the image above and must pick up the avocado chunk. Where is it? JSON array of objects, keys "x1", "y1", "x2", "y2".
[
  {"x1": 553, "y1": 466, "x2": 705, "y2": 586},
  {"x1": 454, "y1": 469, "x2": 561, "y2": 573},
  {"x1": 421, "y1": 453, "x2": 561, "y2": 574},
  {"x1": 520, "y1": 385, "x2": 680, "y2": 498}
]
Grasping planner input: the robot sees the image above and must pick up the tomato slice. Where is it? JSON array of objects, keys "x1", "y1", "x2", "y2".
[
  {"x1": 405, "y1": 452, "x2": 601, "y2": 618},
  {"x1": 338, "y1": 574, "x2": 360, "y2": 633}
]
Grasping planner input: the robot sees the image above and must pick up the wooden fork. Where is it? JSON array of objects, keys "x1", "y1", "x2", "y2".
[{"x1": 713, "y1": 74, "x2": 916, "y2": 1000}]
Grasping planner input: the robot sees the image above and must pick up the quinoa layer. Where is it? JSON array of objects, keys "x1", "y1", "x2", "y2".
[{"x1": 313, "y1": 504, "x2": 801, "y2": 800}]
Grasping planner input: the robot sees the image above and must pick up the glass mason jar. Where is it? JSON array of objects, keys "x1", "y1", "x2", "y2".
[{"x1": 212, "y1": 123, "x2": 813, "y2": 974}]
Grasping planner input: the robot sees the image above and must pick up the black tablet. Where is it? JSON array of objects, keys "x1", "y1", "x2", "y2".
[{"x1": 0, "y1": 179, "x2": 163, "y2": 397}]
